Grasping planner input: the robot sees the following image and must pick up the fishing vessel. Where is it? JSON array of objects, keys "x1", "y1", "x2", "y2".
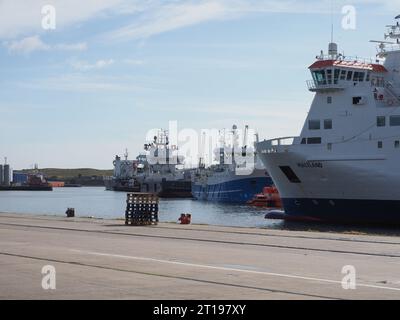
[
  {"x1": 105, "y1": 150, "x2": 141, "y2": 192},
  {"x1": 106, "y1": 130, "x2": 192, "y2": 198},
  {"x1": 256, "y1": 17, "x2": 400, "y2": 224},
  {"x1": 135, "y1": 130, "x2": 192, "y2": 198},
  {"x1": 192, "y1": 125, "x2": 272, "y2": 203}
]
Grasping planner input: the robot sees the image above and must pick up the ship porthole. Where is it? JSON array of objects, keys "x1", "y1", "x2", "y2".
[
  {"x1": 312, "y1": 200, "x2": 319, "y2": 206},
  {"x1": 329, "y1": 200, "x2": 335, "y2": 206}
]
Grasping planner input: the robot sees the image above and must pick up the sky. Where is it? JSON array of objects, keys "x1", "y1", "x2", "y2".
[{"x1": 0, "y1": 0, "x2": 399, "y2": 169}]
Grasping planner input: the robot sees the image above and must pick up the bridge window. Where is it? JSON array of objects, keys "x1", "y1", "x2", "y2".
[
  {"x1": 334, "y1": 69, "x2": 340, "y2": 84},
  {"x1": 312, "y1": 70, "x2": 326, "y2": 85},
  {"x1": 378, "y1": 141, "x2": 383, "y2": 149},
  {"x1": 366, "y1": 72, "x2": 371, "y2": 82},
  {"x1": 327, "y1": 96, "x2": 332, "y2": 104},
  {"x1": 390, "y1": 116, "x2": 400, "y2": 126},
  {"x1": 395, "y1": 141, "x2": 400, "y2": 148},
  {"x1": 353, "y1": 72, "x2": 365, "y2": 82},
  {"x1": 324, "y1": 119, "x2": 333, "y2": 129},
  {"x1": 377, "y1": 116, "x2": 386, "y2": 127},
  {"x1": 308, "y1": 120, "x2": 320, "y2": 130},
  {"x1": 327, "y1": 69, "x2": 332, "y2": 84},
  {"x1": 346, "y1": 71, "x2": 353, "y2": 81},
  {"x1": 340, "y1": 70, "x2": 347, "y2": 80},
  {"x1": 307, "y1": 137, "x2": 322, "y2": 144}
]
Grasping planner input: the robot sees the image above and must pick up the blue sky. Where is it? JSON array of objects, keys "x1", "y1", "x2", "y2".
[{"x1": 0, "y1": 0, "x2": 399, "y2": 169}]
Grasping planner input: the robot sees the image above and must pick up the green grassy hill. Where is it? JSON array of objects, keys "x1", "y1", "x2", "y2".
[{"x1": 21, "y1": 168, "x2": 113, "y2": 179}]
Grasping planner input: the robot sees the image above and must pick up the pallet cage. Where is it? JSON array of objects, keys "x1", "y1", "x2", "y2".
[{"x1": 125, "y1": 193, "x2": 159, "y2": 226}]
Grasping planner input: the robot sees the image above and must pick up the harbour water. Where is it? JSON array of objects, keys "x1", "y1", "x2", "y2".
[
  {"x1": 0, "y1": 187, "x2": 283, "y2": 229},
  {"x1": 2, "y1": 187, "x2": 400, "y2": 236}
]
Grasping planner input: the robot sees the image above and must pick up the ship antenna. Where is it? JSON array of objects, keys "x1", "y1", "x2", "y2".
[
  {"x1": 326, "y1": 0, "x2": 339, "y2": 59},
  {"x1": 330, "y1": 0, "x2": 334, "y2": 43}
]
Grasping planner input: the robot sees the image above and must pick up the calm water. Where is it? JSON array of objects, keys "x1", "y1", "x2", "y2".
[
  {"x1": 0, "y1": 187, "x2": 283, "y2": 229},
  {"x1": 2, "y1": 187, "x2": 400, "y2": 235}
]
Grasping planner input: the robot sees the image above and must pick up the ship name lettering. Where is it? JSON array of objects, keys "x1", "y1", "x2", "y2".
[{"x1": 297, "y1": 161, "x2": 323, "y2": 169}]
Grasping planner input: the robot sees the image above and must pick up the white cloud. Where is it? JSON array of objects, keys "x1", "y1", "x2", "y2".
[
  {"x1": 4, "y1": 35, "x2": 50, "y2": 54},
  {"x1": 70, "y1": 59, "x2": 115, "y2": 71},
  {"x1": 14, "y1": 74, "x2": 154, "y2": 93},
  {"x1": 102, "y1": 0, "x2": 400, "y2": 42},
  {"x1": 104, "y1": 1, "x2": 233, "y2": 41},
  {"x1": 0, "y1": 0, "x2": 125, "y2": 39},
  {"x1": 69, "y1": 58, "x2": 144, "y2": 71},
  {"x1": 3, "y1": 35, "x2": 87, "y2": 55},
  {"x1": 1, "y1": 1, "x2": 398, "y2": 43}
]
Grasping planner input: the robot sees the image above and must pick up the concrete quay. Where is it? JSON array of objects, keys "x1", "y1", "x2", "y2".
[{"x1": 0, "y1": 213, "x2": 400, "y2": 300}]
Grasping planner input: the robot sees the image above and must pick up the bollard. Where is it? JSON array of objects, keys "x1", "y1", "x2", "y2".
[{"x1": 66, "y1": 208, "x2": 75, "y2": 218}]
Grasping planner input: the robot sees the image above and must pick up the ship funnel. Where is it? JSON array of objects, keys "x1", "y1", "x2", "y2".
[{"x1": 328, "y1": 42, "x2": 338, "y2": 57}]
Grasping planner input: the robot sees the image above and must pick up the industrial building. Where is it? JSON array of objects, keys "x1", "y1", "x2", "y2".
[{"x1": 0, "y1": 161, "x2": 11, "y2": 186}]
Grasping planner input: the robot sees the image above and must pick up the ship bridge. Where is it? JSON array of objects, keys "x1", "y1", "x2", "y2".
[
  {"x1": 307, "y1": 42, "x2": 388, "y2": 92},
  {"x1": 307, "y1": 56, "x2": 387, "y2": 92}
]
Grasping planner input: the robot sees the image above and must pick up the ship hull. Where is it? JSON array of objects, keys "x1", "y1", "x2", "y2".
[
  {"x1": 257, "y1": 143, "x2": 400, "y2": 225},
  {"x1": 158, "y1": 180, "x2": 193, "y2": 198},
  {"x1": 140, "y1": 180, "x2": 192, "y2": 198},
  {"x1": 105, "y1": 179, "x2": 140, "y2": 192},
  {"x1": 0, "y1": 185, "x2": 53, "y2": 191},
  {"x1": 112, "y1": 186, "x2": 141, "y2": 192},
  {"x1": 281, "y1": 198, "x2": 400, "y2": 224},
  {"x1": 192, "y1": 175, "x2": 273, "y2": 204}
]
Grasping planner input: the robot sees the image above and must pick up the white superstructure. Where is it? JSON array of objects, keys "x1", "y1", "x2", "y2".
[{"x1": 256, "y1": 17, "x2": 400, "y2": 223}]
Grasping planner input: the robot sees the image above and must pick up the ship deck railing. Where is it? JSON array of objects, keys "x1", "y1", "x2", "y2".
[
  {"x1": 315, "y1": 54, "x2": 382, "y2": 65},
  {"x1": 307, "y1": 79, "x2": 346, "y2": 92},
  {"x1": 257, "y1": 137, "x2": 298, "y2": 154},
  {"x1": 378, "y1": 45, "x2": 400, "y2": 55}
]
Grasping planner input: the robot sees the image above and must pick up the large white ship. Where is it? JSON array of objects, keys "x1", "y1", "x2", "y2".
[{"x1": 257, "y1": 17, "x2": 400, "y2": 224}]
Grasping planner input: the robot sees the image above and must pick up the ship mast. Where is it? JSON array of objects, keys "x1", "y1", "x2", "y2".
[
  {"x1": 242, "y1": 125, "x2": 249, "y2": 156},
  {"x1": 385, "y1": 16, "x2": 400, "y2": 43},
  {"x1": 369, "y1": 15, "x2": 400, "y2": 58}
]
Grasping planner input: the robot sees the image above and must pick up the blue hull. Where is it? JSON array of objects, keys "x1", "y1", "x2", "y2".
[
  {"x1": 282, "y1": 198, "x2": 400, "y2": 225},
  {"x1": 192, "y1": 177, "x2": 273, "y2": 204}
]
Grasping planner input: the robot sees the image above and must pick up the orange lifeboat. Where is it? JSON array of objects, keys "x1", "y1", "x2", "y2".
[{"x1": 247, "y1": 186, "x2": 282, "y2": 208}]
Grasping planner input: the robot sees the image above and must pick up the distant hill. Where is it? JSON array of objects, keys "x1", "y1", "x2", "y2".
[{"x1": 21, "y1": 168, "x2": 113, "y2": 179}]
